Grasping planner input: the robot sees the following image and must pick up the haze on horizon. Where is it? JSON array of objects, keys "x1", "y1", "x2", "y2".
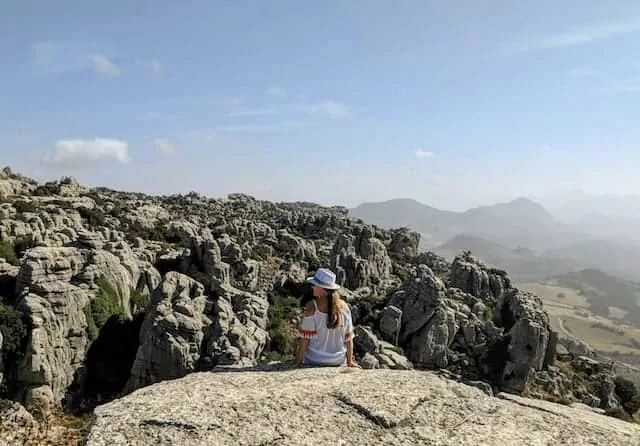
[{"x1": 2, "y1": 1, "x2": 640, "y2": 213}]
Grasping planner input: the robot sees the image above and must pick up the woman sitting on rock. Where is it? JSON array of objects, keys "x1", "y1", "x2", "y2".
[{"x1": 295, "y1": 268, "x2": 359, "y2": 368}]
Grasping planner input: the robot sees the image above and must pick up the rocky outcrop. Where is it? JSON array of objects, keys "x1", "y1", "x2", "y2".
[
  {"x1": 124, "y1": 271, "x2": 269, "y2": 393},
  {"x1": 384, "y1": 256, "x2": 554, "y2": 394},
  {"x1": 85, "y1": 368, "x2": 640, "y2": 446},
  {"x1": 353, "y1": 326, "x2": 412, "y2": 370},
  {"x1": 331, "y1": 226, "x2": 397, "y2": 294},
  {"x1": 0, "y1": 167, "x2": 635, "y2": 430},
  {"x1": 12, "y1": 246, "x2": 152, "y2": 408}
]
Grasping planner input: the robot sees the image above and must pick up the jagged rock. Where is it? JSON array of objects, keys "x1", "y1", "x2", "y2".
[
  {"x1": 125, "y1": 272, "x2": 269, "y2": 393},
  {"x1": 360, "y1": 353, "x2": 380, "y2": 369},
  {"x1": 353, "y1": 326, "x2": 413, "y2": 370},
  {"x1": 494, "y1": 288, "x2": 552, "y2": 393},
  {"x1": 561, "y1": 338, "x2": 595, "y2": 358},
  {"x1": 415, "y1": 251, "x2": 451, "y2": 276},
  {"x1": 16, "y1": 283, "x2": 89, "y2": 409},
  {"x1": 572, "y1": 356, "x2": 604, "y2": 375},
  {"x1": 0, "y1": 399, "x2": 35, "y2": 428},
  {"x1": 332, "y1": 227, "x2": 394, "y2": 293},
  {"x1": 378, "y1": 305, "x2": 401, "y2": 345},
  {"x1": 388, "y1": 228, "x2": 420, "y2": 260},
  {"x1": 85, "y1": 368, "x2": 640, "y2": 446},
  {"x1": 13, "y1": 246, "x2": 145, "y2": 407},
  {"x1": 201, "y1": 284, "x2": 269, "y2": 367},
  {"x1": 125, "y1": 272, "x2": 210, "y2": 392},
  {"x1": 450, "y1": 255, "x2": 490, "y2": 297}
]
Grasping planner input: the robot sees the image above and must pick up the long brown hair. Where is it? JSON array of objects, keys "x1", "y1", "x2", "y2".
[{"x1": 326, "y1": 290, "x2": 343, "y2": 329}]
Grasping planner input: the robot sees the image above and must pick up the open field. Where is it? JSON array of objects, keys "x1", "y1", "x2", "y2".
[{"x1": 518, "y1": 282, "x2": 640, "y2": 360}]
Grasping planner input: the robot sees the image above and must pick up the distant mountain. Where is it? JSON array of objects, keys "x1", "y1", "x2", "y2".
[
  {"x1": 433, "y1": 234, "x2": 585, "y2": 281},
  {"x1": 351, "y1": 196, "x2": 640, "y2": 282},
  {"x1": 350, "y1": 196, "x2": 585, "y2": 250},
  {"x1": 545, "y1": 239, "x2": 640, "y2": 280}
]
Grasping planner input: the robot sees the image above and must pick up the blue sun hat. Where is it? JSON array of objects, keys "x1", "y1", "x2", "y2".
[{"x1": 306, "y1": 268, "x2": 341, "y2": 290}]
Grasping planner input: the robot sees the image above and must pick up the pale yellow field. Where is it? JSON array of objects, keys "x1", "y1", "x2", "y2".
[
  {"x1": 517, "y1": 282, "x2": 640, "y2": 357},
  {"x1": 519, "y1": 282, "x2": 588, "y2": 308}
]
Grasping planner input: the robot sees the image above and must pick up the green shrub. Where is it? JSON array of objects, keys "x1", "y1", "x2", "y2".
[
  {"x1": 84, "y1": 277, "x2": 124, "y2": 342},
  {"x1": 130, "y1": 287, "x2": 148, "y2": 314},
  {"x1": 77, "y1": 206, "x2": 106, "y2": 228},
  {"x1": 0, "y1": 300, "x2": 27, "y2": 361},
  {"x1": 126, "y1": 221, "x2": 185, "y2": 245},
  {"x1": 262, "y1": 293, "x2": 301, "y2": 362},
  {"x1": 483, "y1": 306, "x2": 494, "y2": 321},
  {"x1": 0, "y1": 242, "x2": 18, "y2": 265},
  {"x1": 13, "y1": 236, "x2": 34, "y2": 257},
  {"x1": 0, "y1": 300, "x2": 28, "y2": 396},
  {"x1": 614, "y1": 376, "x2": 640, "y2": 416},
  {"x1": 12, "y1": 200, "x2": 37, "y2": 214}
]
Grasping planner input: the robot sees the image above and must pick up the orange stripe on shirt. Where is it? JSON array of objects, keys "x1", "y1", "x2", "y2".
[{"x1": 298, "y1": 329, "x2": 317, "y2": 337}]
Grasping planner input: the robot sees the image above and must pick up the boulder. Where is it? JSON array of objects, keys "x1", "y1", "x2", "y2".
[
  {"x1": 85, "y1": 368, "x2": 640, "y2": 445},
  {"x1": 125, "y1": 272, "x2": 270, "y2": 393}
]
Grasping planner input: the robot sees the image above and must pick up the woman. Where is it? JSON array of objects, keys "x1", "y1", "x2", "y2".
[{"x1": 295, "y1": 267, "x2": 359, "y2": 368}]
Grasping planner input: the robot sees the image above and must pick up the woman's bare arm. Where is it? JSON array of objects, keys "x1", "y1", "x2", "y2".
[{"x1": 296, "y1": 338, "x2": 310, "y2": 367}]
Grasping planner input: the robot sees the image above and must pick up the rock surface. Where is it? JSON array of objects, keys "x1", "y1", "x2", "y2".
[{"x1": 85, "y1": 367, "x2": 640, "y2": 446}]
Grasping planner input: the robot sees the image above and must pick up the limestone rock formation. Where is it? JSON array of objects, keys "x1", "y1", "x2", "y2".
[
  {"x1": 85, "y1": 368, "x2": 640, "y2": 446},
  {"x1": 0, "y1": 167, "x2": 636, "y2": 431},
  {"x1": 125, "y1": 271, "x2": 269, "y2": 393},
  {"x1": 13, "y1": 245, "x2": 154, "y2": 408}
]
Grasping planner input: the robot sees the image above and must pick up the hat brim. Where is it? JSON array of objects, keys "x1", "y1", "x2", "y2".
[{"x1": 306, "y1": 276, "x2": 341, "y2": 290}]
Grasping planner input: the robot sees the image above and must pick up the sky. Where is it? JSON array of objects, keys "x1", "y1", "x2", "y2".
[{"x1": 1, "y1": 0, "x2": 640, "y2": 210}]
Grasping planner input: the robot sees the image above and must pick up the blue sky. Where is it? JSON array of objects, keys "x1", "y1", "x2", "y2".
[{"x1": 1, "y1": 0, "x2": 640, "y2": 210}]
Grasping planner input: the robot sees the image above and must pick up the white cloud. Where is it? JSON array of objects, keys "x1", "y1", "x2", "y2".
[
  {"x1": 267, "y1": 87, "x2": 285, "y2": 96},
  {"x1": 414, "y1": 150, "x2": 434, "y2": 159},
  {"x1": 501, "y1": 20, "x2": 640, "y2": 55},
  {"x1": 295, "y1": 101, "x2": 351, "y2": 119},
  {"x1": 537, "y1": 21, "x2": 640, "y2": 49},
  {"x1": 226, "y1": 108, "x2": 279, "y2": 117},
  {"x1": 41, "y1": 138, "x2": 130, "y2": 166},
  {"x1": 215, "y1": 121, "x2": 312, "y2": 132},
  {"x1": 153, "y1": 138, "x2": 176, "y2": 154},
  {"x1": 88, "y1": 54, "x2": 121, "y2": 77}
]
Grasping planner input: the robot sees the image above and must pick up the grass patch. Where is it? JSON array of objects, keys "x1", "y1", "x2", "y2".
[
  {"x1": 84, "y1": 276, "x2": 124, "y2": 343},
  {"x1": 77, "y1": 206, "x2": 106, "y2": 228},
  {"x1": 12, "y1": 200, "x2": 37, "y2": 214},
  {"x1": 125, "y1": 221, "x2": 186, "y2": 245},
  {"x1": 0, "y1": 241, "x2": 18, "y2": 265},
  {"x1": 0, "y1": 236, "x2": 35, "y2": 265},
  {"x1": 130, "y1": 287, "x2": 148, "y2": 314},
  {"x1": 262, "y1": 293, "x2": 302, "y2": 363}
]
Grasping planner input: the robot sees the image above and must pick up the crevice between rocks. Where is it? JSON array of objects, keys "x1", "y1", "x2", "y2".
[{"x1": 331, "y1": 391, "x2": 398, "y2": 429}]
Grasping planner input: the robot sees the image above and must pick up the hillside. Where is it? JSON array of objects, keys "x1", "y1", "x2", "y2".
[
  {"x1": 548, "y1": 269, "x2": 640, "y2": 325},
  {"x1": 0, "y1": 167, "x2": 639, "y2": 443},
  {"x1": 433, "y1": 234, "x2": 585, "y2": 281},
  {"x1": 351, "y1": 197, "x2": 640, "y2": 281},
  {"x1": 350, "y1": 196, "x2": 578, "y2": 250}
]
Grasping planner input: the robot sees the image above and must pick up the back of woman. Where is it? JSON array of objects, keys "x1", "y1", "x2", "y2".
[
  {"x1": 295, "y1": 267, "x2": 358, "y2": 368},
  {"x1": 298, "y1": 298, "x2": 353, "y2": 366}
]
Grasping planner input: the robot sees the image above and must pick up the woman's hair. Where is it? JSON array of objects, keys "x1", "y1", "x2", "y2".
[{"x1": 326, "y1": 290, "x2": 343, "y2": 329}]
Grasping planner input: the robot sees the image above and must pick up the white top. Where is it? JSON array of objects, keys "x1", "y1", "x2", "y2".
[{"x1": 297, "y1": 300, "x2": 354, "y2": 366}]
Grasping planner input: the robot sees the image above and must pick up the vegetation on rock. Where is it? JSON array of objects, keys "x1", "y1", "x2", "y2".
[{"x1": 84, "y1": 277, "x2": 124, "y2": 342}]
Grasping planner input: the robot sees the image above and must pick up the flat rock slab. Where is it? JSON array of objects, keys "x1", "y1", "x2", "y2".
[{"x1": 85, "y1": 368, "x2": 640, "y2": 446}]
